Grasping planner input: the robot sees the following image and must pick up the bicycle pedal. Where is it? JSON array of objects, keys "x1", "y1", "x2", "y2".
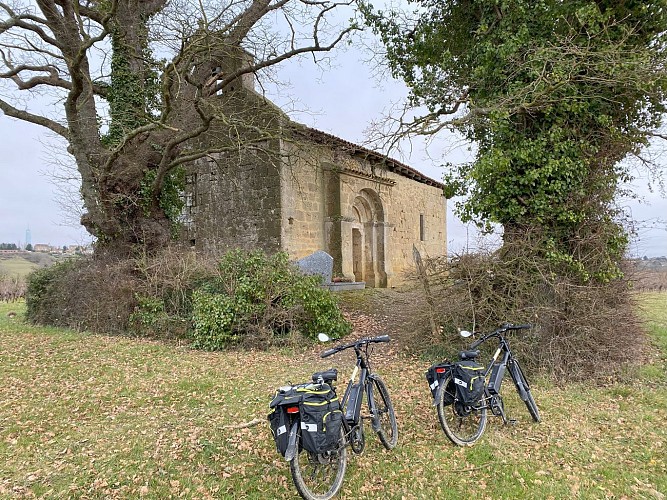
[{"x1": 508, "y1": 419, "x2": 517, "y2": 425}]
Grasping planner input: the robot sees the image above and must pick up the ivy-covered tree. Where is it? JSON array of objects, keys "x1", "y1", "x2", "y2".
[
  {"x1": 363, "y1": 0, "x2": 667, "y2": 281},
  {"x1": 1, "y1": 0, "x2": 356, "y2": 257}
]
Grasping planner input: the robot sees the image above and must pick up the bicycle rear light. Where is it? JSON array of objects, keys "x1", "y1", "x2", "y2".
[
  {"x1": 286, "y1": 406, "x2": 299, "y2": 414},
  {"x1": 435, "y1": 367, "x2": 447, "y2": 374}
]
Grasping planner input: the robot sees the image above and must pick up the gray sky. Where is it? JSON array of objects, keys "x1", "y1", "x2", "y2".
[{"x1": 1, "y1": 42, "x2": 666, "y2": 256}]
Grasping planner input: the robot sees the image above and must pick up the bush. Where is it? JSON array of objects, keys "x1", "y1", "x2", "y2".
[
  {"x1": 26, "y1": 257, "x2": 141, "y2": 333},
  {"x1": 191, "y1": 250, "x2": 350, "y2": 350},
  {"x1": 25, "y1": 247, "x2": 351, "y2": 350},
  {"x1": 408, "y1": 240, "x2": 645, "y2": 383}
]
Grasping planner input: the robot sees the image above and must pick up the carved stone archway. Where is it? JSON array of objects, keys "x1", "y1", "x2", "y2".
[{"x1": 350, "y1": 189, "x2": 387, "y2": 287}]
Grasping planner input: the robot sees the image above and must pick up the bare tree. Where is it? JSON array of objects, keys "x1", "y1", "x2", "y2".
[{"x1": 1, "y1": 0, "x2": 357, "y2": 256}]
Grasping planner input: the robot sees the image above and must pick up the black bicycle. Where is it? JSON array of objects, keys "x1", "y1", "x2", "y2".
[
  {"x1": 274, "y1": 334, "x2": 398, "y2": 500},
  {"x1": 427, "y1": 323, "x2": 540, "y2": 446}
]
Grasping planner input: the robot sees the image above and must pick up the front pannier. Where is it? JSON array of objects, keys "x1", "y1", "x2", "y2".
[
  {"x1": 451, "y1": 361, "x2": 485, "y2": 405},
  {"x1": 268, "y1": 383, "x2": 342, "y2": 456}
]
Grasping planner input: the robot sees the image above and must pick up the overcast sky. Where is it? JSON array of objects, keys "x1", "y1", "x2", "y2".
[{"x1": 1, "y1": 34, "x2": 666, "y2": 257}]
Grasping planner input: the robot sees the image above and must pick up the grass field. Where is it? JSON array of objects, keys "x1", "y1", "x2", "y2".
[
  {"x1": 0, "y1": 294, "x2": 665, "y2": 499},
  {"x1": 0, "y1": 257, "x2": 38, "y2": 279}
]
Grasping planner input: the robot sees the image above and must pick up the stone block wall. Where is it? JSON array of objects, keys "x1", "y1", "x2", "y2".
[
  {"x1": 384, "y1": 173, "x2": 447, "y2": 281},
  {"x1": 182, "y1": 89, "x2": 446, "y2": 287},
  {"x1": 183, "y1": 149, "x2": 283, "y2": 255},
  {"x1": 280, "y1": 135, "x2": 447, "y2": 287},
  {"x1": 182, "y1": 89, "x2": 286, "y2": 255},
  {"x1": 279, "y1": 141, "x2": 327, "y2": 258}
]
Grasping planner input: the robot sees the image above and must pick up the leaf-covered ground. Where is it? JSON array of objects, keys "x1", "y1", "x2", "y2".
[{"x1": 1, "y1": 293, "x2": 666, "y2": 499}]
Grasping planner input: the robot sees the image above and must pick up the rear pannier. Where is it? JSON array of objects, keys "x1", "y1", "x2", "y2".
[
  {"x1": 425, "y1": 362, "x2": 455, "y2": 405},
  {"x1": 268, "y1": 382, "x2": 343, "y2": 456},
  {"x1": 268, "y1": 385, "x2": 302, "y2": 456},
  {"x1": 451, "y1": 361, "x2": 485, "y2": 405}
]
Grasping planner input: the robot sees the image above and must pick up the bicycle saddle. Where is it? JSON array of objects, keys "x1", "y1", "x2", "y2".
[
  {"x1": 458, "y1": 350, "x2": 481, "y2": 360},
  {"x1": 312, "y1": 368, "x2": 338, "y2": 384}
]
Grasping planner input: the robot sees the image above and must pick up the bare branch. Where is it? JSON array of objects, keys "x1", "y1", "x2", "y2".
[
  {"x1": 0, "y1": 96, "x2": 68, "y2": 137},
  {"x1": 211, "y1": 24, "x2": 358, "y2": 94},
  {"x1": 0, "y1": 2, "x2": 61, "y2": 48}
]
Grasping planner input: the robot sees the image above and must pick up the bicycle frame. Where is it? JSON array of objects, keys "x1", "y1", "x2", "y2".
[
  {"x1": 340, "y1": 357, "x2": 366, "y2": 426},
  {"x1": 482, "y1": 334, "x2": 532, "y2": 403},
  {"x1": 469, "y1": 326, "x2": 537, "y2": 424},
  {"x1": 485, "y1": 338, "x2": 511, "y2": 396},
  {"x1": 317, "y1": 335, "x2": 394, "y2": 454},
  {"x1": 338, "y1": 345, "x2": 385, "y2": 443}
]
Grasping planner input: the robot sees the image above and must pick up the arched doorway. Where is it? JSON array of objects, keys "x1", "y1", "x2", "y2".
[{"x1": 351, "y1": 189, "x2": 387, "y2": 287}]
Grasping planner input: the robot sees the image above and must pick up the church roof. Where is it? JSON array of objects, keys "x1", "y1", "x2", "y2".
[{"x1": 293, "y1": 127, "x2": 444, "y2": 189}]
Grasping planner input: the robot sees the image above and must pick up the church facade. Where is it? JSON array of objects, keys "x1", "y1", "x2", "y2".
[{"x1": 181, "y1": 66, "x2": 446, "y2": 287}]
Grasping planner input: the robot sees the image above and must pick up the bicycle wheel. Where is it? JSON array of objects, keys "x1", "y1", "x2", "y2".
[
  {"x1": 436, "y1": 374, "x2": 487, "y2": 446},
  {"x1": 508, "y1": 359, "x2": 541, "y2": 423},
  {"x1": 290, "y1": 427, "x2": 347, "y2": 500},
  {"x1": 369, "y1": 376, "x2": 398, "y2": 449}
]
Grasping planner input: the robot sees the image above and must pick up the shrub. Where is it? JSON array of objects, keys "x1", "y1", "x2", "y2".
[
  {"x1": 26, "y1": 257, "x2": 140, "y2": 333},
  {"x1": 191, "y1": 250, "x2": 351, "y2": 350},
  {"x1": 25, "y1": 247, "x2": 351, "y2": 350},
  {"x1": 408, "y1": 239, "x2": 645, "y2": 383}
]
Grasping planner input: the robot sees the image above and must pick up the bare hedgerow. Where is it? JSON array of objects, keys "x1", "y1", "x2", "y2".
[
  {"x1": 410, "y1": 238, "x2": 646, "y2": 383},
  {"x1": 25, "y1": 245, "x2": 351, "y2": 348}
]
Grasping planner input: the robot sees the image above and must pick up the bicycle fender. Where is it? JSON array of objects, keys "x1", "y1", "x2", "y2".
[
  {"x1": 432, "y1": 382, "x2": 445, "y2": 406},
  {"x1": 284, "y1": 421, "x2": 299, "y2": 461}
]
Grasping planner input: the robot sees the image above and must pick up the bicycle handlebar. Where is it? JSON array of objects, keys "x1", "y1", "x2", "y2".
[
  {"x1": 469, "y1": 323, "x2": 532, "y2": 349},
  {"x1": 320, "y1": 334, "x2": 391, "y2": 358}
]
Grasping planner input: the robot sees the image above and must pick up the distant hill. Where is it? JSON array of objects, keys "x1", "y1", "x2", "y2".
[
  {"x1": 0, "y1": 251, "x2": 58, "y2": 279},
  {"x1": 631, "y1": 257, "x2": 667, "y2": 271}
]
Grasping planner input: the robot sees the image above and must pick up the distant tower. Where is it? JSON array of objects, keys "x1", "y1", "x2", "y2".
[{"x1": 25, "y1": 227, "x2": 31, "y2": 250}]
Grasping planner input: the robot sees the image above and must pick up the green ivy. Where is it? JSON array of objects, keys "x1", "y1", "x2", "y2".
[
  {"x1": 364, "y1": 0, "x2": 667, "y2": 283},
  {"x1": 138, "y1": 167, "x2": 185, "y2": 230},
  {"x1": 102, "y1": 20, "x2": 160, "y2": 147}
]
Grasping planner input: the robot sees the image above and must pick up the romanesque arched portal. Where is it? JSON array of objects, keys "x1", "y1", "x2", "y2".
[{"x1": 350, "y1": 189, "x2": 387, "y2": 287}]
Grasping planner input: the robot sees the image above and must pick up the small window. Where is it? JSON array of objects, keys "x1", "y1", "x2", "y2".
[{"x1": 419, "y1": 214, "x2": 425, "y2": 241}]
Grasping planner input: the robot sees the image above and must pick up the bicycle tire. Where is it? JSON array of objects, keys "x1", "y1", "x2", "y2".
[
  {"x1": 290, "y1": 427, "x2": 347, "y2": 500},
  {"x1": 508, "y1": 359, "x2": 541, "y2": 423},
  {"x1": 369, "y1": 376, "x2": 398, "y2": 449},
  {"x1": 436, "y1": 374, "x2": 487, "y2": 446}
]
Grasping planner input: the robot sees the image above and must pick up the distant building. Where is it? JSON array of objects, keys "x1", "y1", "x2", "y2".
[{"x1": 33, "y1": 244, "x2": 55, "y2": 253}]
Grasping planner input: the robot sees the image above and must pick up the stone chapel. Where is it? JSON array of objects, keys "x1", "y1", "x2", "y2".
[{"x1": 181, "y1": 51, "x2": 447, "y2": 288}]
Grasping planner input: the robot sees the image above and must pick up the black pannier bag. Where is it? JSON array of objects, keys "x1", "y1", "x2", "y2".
[
  {"x1": 451, "y1": 361, "x2": 485, "y2": 405},
  {"x1": 299, "y1": 385, "x2": 343, "y2": 454},
  {"x1": 268, "y1": 385, "x2": 303, "y2": 456},
  {"x1": 425, "y1": 362, "x2": 455, "y2": 405},
  {"x1": 268, "y1": 383, "x2": 343, "y2": 456}
]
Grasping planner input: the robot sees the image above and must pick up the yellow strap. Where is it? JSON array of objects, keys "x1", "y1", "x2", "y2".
[
  {"x1": 303, "y1": 397, "x2": 339, "y2": 406},
  {"x1": 296, "y1": 388, "x2": 331, "y2": 395}
]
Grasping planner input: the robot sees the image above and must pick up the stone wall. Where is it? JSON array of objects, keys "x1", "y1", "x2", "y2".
[
  {"x1": 385, "y1": 173, "x2": 447, "y2": 281},
  {"x1": 182, "y1": 89, "x2": 447, "y2": 287},
  {"x1": 279, "y1": 133, "x2": 447, "y2": 287},
  {"x1": 279, "y1": 141, "x2": 327, "y2": 258},
  {"x1": 182, "y1": 90, "x2": 286, "y2": 255}
]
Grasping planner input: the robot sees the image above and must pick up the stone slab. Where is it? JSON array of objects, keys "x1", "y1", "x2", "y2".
[{"x1": 296, "y1": 250, "x2": 334, "y2": 284}]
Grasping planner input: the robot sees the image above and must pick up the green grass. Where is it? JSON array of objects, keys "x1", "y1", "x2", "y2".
[
  {"x1": 1, "y1": 294, "x2": 666, "y2": 499},
  {"x1": 0, "y1": 257, "x2": 38, "y2": 279}
]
